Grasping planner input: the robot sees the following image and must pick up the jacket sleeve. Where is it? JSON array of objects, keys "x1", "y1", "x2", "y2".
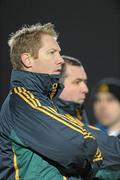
[
  {"x1": 84, "y1": 125, "x2": 120, "y2": 170},
  {"x1": 10, "y1": 91, "x2": 99, "y2": 175}
]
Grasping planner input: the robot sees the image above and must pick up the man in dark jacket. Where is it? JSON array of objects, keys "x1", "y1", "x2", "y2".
[
  {"x1": 56, "y1": 55, "x2": 120, "y2": 180},
  {"x1": 0, "y1": 23, "x2": 101, "y2": 180}
]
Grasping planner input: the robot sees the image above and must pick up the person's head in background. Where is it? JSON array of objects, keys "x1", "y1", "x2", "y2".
[
  {"x1": 8, "y1": 23, "x2": 64, "y2": 74},
  {"x1": 60, "y1": 55, "x2": 89, "y2": 104},
  {"x1": 92, "y1": 78, "x2": 120, "y2": 136}
]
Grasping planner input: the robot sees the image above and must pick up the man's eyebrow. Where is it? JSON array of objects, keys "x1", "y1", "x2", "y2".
[
  {"x1": 48, "y1": 48, "x2": 61, "y2": 52},
  {"x1": 75, "y1": 78, "x2": 87, "y2": 81}
]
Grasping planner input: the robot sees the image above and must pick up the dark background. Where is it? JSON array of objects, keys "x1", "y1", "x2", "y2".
[{"x1": 0, "y1": 0, "x2": 120, "y2": 122}]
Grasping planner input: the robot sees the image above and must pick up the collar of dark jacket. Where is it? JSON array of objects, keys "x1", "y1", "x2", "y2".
[
  {"x1": 55, "y1": 98, "x2": 89, "y2": 124},
  {"x1": 55, "y1": 98, "x2": 83, "y2": 118},
  {"x1": 10, "y1": 70, "x2": 64, "y2": 100}
]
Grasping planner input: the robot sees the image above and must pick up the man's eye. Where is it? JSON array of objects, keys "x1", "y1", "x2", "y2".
[
  {"x1": 74, "y1": 81, "x2": 81, "y2": 84},
  {"x1": 94, "y1": 98, "x2": 100, "y2": 103},
  {"x1": 50, "y1": 51, "x2": 54, "y2": 54},
  {"x1": 107, "y1": 97, "x2": 116, "y2": 102},
  {"x1": 74, "y1": 80, "x2": 87, "y2": 85},
  {"x1": 49, "y1": 50, "x2": 56, "y2": 54}
]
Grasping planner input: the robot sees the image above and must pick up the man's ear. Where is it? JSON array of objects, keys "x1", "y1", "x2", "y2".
[{"x1": 21, "y1": 53, "x2": 32, "y2": 68}]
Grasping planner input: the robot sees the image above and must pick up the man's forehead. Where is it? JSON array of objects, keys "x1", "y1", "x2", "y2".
[
  {"x1": 96, "y1": 92, "x2": 115, "y2": 98},
  {"x1": 41, "y1": 34, "x2": 60, "y2": 49},
  {"x1": 66, "y1": 64, "x2": 87, "y2": 79}
]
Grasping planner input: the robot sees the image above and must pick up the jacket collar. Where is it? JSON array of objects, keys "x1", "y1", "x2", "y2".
[
  {"x1": 10, "y1": 70, "x2": 63, "y2": 100},
  {"x1": 55, "y1": 98, "x2": 89, "y2": 124},
  {"x1": 56, "y1": 98, "x2": 83, "y2": 119}
]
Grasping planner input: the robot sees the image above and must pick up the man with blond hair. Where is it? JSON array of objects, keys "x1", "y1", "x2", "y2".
[{"x1": 0, "y1": 23, "x2": 101, "y2": 180}]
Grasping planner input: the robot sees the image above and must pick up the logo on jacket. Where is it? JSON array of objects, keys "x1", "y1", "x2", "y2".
[{"x1": 50, "y1": 83, "x2": 58, "y2": 100}]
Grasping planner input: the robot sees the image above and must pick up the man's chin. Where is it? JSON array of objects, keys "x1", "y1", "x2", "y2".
[
  {"x1": 50, "y1": 71, "x2": 61, "y2": 75},
  {"x1": 75, "y1": 100, "x2": 84, "y2": 105}
]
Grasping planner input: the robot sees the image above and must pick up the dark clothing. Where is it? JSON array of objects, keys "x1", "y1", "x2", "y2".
[
  {"x1": 95, "y1": 123, "x2": 107, "y2": 133},
  {"x1": 0, "y1": 70, "x2": 100, "y2": 180},
  {"x1": 55, "y1": 98, "x2": 120, "y2": 179}
]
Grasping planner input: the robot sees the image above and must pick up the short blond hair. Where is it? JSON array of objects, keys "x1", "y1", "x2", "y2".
[{"x1": 8, "y1": 23, "x2": 58, "y2": 70}]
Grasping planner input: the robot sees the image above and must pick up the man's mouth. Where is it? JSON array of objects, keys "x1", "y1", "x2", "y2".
[
  {"x1": 55, "y1": 68, "x2": 62, "y2": 73},
  {"x1": 81, "y1": 96, "x2": 86, "y2": 100}
]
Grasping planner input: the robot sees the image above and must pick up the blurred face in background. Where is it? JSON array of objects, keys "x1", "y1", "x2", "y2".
[
  {"x1": 93, "y1": 92, "x2": 120, "y2": 127},
  {"x1": 60, "y1": 64, "x2": 89, "y2": 104}
]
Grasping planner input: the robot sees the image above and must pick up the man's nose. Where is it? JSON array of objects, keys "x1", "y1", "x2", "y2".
[
  {"x1": 81, "y1": 82, "x2": 89, "y2": 93},
  {"x1": 56, "y1": 55, "x2": 64, "y2": 65}
]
